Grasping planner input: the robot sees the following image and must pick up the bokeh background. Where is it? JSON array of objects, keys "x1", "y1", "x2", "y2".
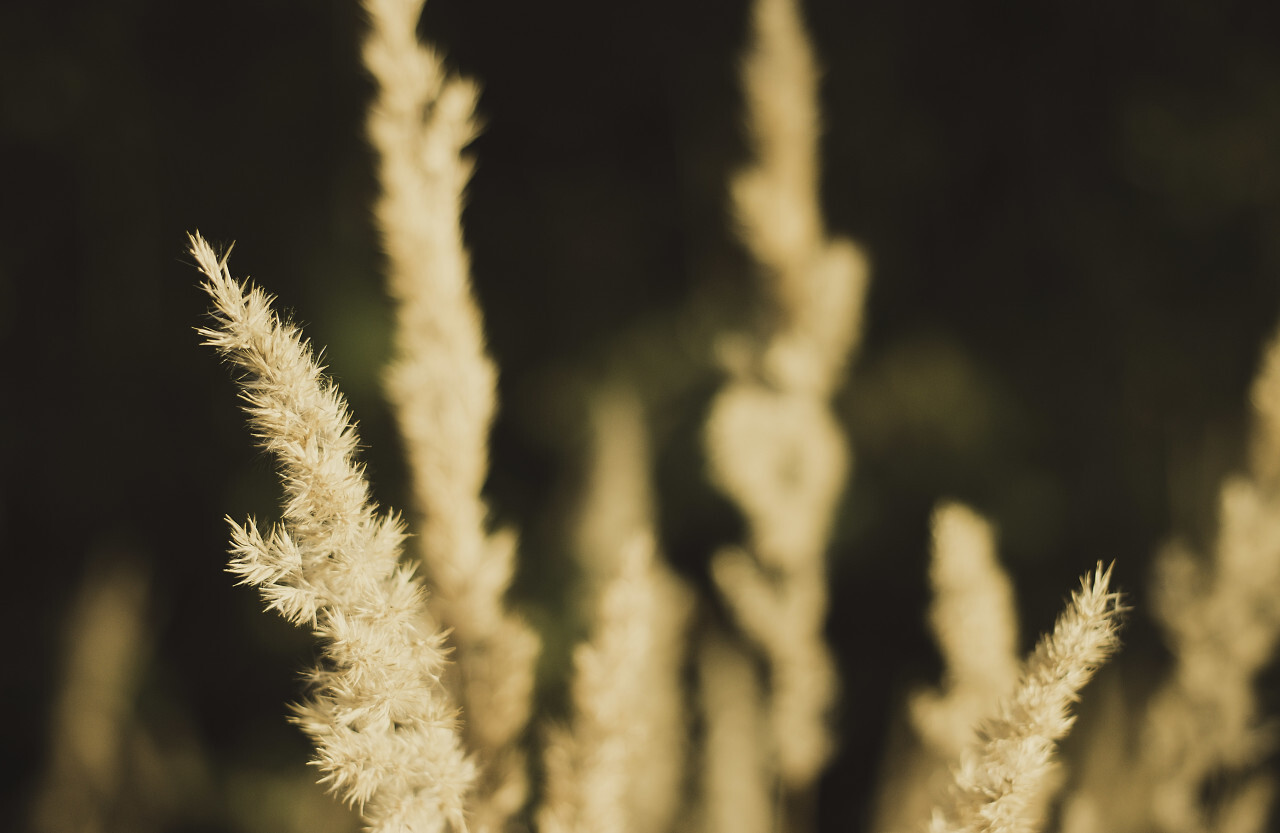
[{"x1": 5, "y1": 0, "x2": 1280, "y2": 830}]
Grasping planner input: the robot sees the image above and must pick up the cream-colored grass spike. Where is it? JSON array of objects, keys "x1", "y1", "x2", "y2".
[
  {"x1": 572, "y1": 387, "x2": 658, "y2": 590},
  {"x1": 1127, "y1": 329, "x2": 1280, "y2": 833},
  {"x1": 912, "y1": 502, "x2": 1020, "y2": 758},
  {"x1": 696, "y1": 629, "x2": 772, "y2": 833},
  {"x1": 705, "y1": 0, "x2": 869, "y2": 798},
  {"x1": 539, "y1": 534, "x2": 691, "y2": 833},
  {"x1": 360, "y1": 2, "x2": 540, "y2": 829},
  {"x1": 29, "y1": 554, "x2": 151, "y2": 833},
  {"x1": 1144, "y1": 509, "x2": 1280, "y2": 833},
  {"x1": 1060, "y1": 331, "x2": 1280, "y2": 833},
  {"x1": 929, "y1": 563, "x2": 1124, "y2": 833},
  {"x1": 540, "y1": 387, "x2": 693, "y2": 833},
  {"x1": 192, "y1": 233, "x2": 473, "y2": 833},
  {"x1": 730, "y1": 0, "x2": 869, "y2": 397},
  {"x1": 874, "y1": 502, "x2": 1019, "y2": 833}
]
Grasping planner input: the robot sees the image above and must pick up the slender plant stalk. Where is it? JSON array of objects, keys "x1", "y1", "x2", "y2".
[
  {"x1": 539, "y1": 534, "x2": 683, "y2": 833},
  {"x1": 930, "y1": 563, "x2": 1124, "y2": 833},
  {"x1": 696, "y1": 629, "x2": 772, "y2": 833},
  {"x1": 191, "y1": 232, "x2": 473, "y2": 833},
  {"x1": 705, "y1": 0, "x2": 870, "y2": 809},
  {"x1": 912, "y1": 502, "x2": 1020, "y2": 760},
  {"x1": 539, "y1": 388, "x2": 693, "y2": 833},
  {"x1": 359, "y1": 2, "x2": 540, "y2": 827},
  {"x1": 1136, "y1": 329, "x2": 1280, "y2": 833},
  {"x1": 874, "y1": 501, "x2": 1020, "y2": 833},
  {"x1": 29, "y1": 554, "x2": 151, "y2": 833}
]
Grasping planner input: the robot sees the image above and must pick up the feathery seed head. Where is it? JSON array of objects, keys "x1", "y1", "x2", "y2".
[
  {"x1": 931, "y1": 563, "x2": 1125, "y2": 833},
  {"x1": 191, "y1": 231, "x2": 474, "y2": 832}
]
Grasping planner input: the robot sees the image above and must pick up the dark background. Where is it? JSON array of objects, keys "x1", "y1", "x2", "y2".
[{"x1": 5, "y1": 0, "x2": 1280, "y2": 830}]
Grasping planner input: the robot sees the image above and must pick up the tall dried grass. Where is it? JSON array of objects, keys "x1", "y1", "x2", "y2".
[{"x1": 132, "y1": 0, "x2": 1280, "y2": 832}]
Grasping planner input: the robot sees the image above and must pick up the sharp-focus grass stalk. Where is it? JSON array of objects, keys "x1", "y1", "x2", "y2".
[
  {"x1": 930, "y1": 563, "x2": 1124, "y2": 833},
  {"x1": 191, "y1": 232, "x2": 473, "y2": 833}
]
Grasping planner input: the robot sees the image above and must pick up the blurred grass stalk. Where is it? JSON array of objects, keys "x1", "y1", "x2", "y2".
[
  {"x1": 361, "y1": 0, "x2": 540, "y2": 828},
  {"x1": 703, "y1": 0, "x2": 868, "y2": 824},
  {"x1": 29, "y1": 553, "x2": 153, "y2": 833}
]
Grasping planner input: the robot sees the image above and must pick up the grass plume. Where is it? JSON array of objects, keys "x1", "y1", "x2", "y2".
[{"x1": 191, "y1": 232, "x2": 474, "y2": 833}]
